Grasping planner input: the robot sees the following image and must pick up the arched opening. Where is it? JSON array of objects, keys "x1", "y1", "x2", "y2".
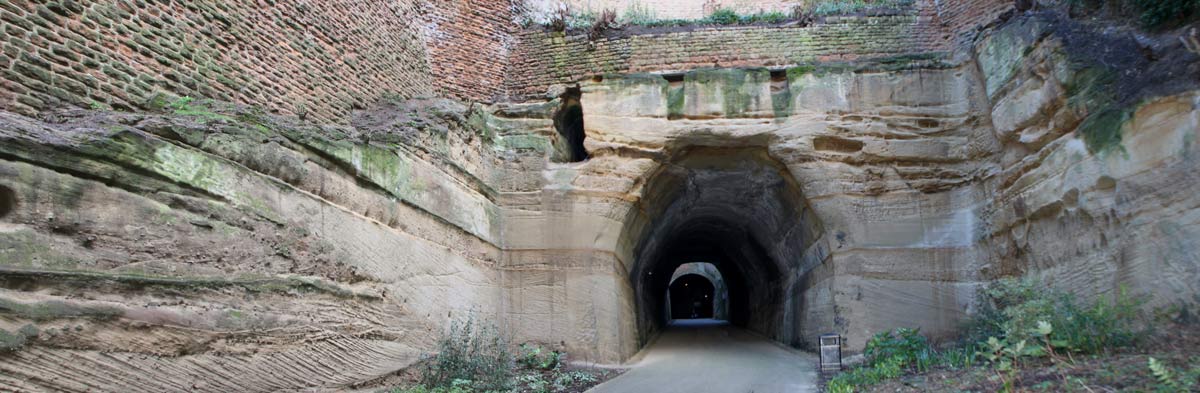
[
  {"x1": 667, "y1": 274, "x2": 715, "y2": 319},
  {"x1": 552, "y1": 86, "x2": 588, "y2": 162},
  {"x1": 667, "y1": 262, "x2": 729, "y2": 321},
  {"x1": 618, "y1": 147, "x2": 825, "y2": 349}
]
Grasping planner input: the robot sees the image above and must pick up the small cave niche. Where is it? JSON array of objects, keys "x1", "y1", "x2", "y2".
[
  {"x1": 0, "y1": 185, "x2": 16, "y2": 220},
  {"x1": 812, "y1": 135, "x2": 865, "y2": 153},
  {"x1": 916, "y1": 118, "x2": 940, "y2": 129},
  {"x1": 552, "y1": 86, "x2": 588, "y2": 163}
]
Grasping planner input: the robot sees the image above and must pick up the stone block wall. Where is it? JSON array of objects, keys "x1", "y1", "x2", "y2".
[
  {"x1": 506, "y1": 14, "x2": 949, "y2": 100},
  {"x1": 0, "y1": 0, "x2": 517, "y2": 123}
]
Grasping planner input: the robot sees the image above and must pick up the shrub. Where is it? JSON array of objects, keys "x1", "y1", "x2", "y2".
[
  {"x1": 620, "y1": 1, "x2": 657, "y2": 25},
  {"x1": 419, "y1": 314, "x2": 514, "y2": 391},
  {"x1": 705, "y1": 8, "x2": 740, "y2": 25},
  {"x1": 388, "y1": 379, "x2": 473, "y2": 393},
  {"x1": 827, "y1": 278, "x2": 1149, "y2": 392},
  {"x1": 548, "y1": 7, "x2": 569, "y2": 32},
  {"x1": 588, "y1": 9, "x2": 617, "y2": 41},
  {"x1": 864, "y1": 327, "x2": 930, "y2": 367},
  {"x1": 828, "y1": 327, "x2": 935, "y2": 391},
  {"x1": 739, "y1": 11, "x2": 789, "y2": 24},
  {"x1": 978, "y1": 278, "x2": 1146, "y2": 354},
  {"x1": 518, "y1": 343, "x2": 562, "y2": 370},
  {"x1": 810, "y1": 0, "x2": 915, "y2": 16}
]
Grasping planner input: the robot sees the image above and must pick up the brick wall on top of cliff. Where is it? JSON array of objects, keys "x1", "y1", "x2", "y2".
[
  {"x1": 0, "y1": 0, "x2": 515, "y2": 123},
  {"x1": 426, "y1": 0, "x2": 516, "y2": 104},
  {"x1": 933, "y1": 0, "x2": 1014, "y2": 42},
  {"x1": 506, "y1": 11, "x2": 950, "y2": 101}
]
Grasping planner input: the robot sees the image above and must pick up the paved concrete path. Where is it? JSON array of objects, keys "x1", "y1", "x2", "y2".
[{"x1": 587, "y1": 319, "x2": 819, "y2": 393}]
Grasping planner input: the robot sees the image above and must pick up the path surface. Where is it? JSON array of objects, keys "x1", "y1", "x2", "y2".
[{"x1": 587, "y1": 319, "x2": 819, "y2": 393}]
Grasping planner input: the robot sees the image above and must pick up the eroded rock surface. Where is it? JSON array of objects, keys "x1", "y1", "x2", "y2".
[{"x1": 0, "y1": 9, "x2": 1197, "y2": 393}]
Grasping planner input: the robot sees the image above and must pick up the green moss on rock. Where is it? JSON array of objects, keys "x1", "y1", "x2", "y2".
[
  {"x1": 683, "y1": 68, "x2": 770, "y2": 117},
  {"x1": 667, "y1": 84, "x2": 685, "y2": 119},
  {"x1": 0, "y1": 298, "x2": 123, "y2": 321}
]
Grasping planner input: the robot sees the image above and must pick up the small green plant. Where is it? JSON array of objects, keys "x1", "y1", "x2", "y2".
[
  {"x1": 1148, "y1": 357, "x2": 1200, "y2": 392},
  {"x1": 810, "y1": 0, "x2": 915, "y2": 16},
  {"x1": 164, "y1": 96, "x2": 235, "y2": 122},
  {"x1": 827, "y1": 327, "x2": 934, "y2": 391},
  {"x1": 706, "y1": 8, "x2": 740, "y2": 25},
  {"x1": 980, "y1": 336, "x2": 1044, "y2": 386},
  {"x1": 419, "y1": 314, "x2": 514, "y2": 391},
  {"x1": 516, "y1": 373, "x2": 549, "y2": 393},
  {"x1": 864, "y1": 327, "x2": 929, "y2": 366},
  {"x1": 620, "y1": 2, "x2": 656, "y2": 25},
  {"x1": 387, "y1": 379, "x2": 473, "y2": 393},
  {"x1": 548, "y1": 6, "x2": 569, "y2": 32},
  {"x1": 937, "y1": 346, "x2": 977, "y2": 370},
  {"x1": 518, "y1": 343, "x2": 563, "y2": 370},
  {"x1": 588, "y1": 9, "x2": 617, "y2": 41},
  {"x1": 976, "y1": 278, "x2": 1146, "y2": 355}
]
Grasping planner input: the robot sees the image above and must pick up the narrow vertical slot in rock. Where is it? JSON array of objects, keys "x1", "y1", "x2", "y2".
[{"x1": 553, "y1": 86, "x2": 588, "y2": 162}]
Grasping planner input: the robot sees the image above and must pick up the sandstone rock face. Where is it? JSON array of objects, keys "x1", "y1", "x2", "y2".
[
  {"x1": 0, "y1": 10, "x2": 1197, "y2": 393},
  {"x1": 0, "y1": 101, "x2": 517, "y2": 390}
]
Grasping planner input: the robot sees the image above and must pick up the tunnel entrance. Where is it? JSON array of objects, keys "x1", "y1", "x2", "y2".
[
  {"x1": 666, "y1": 262, "x2": 729, "y2": 321},
  {"x1": 619, "y1": 147, "x2": 825, "y2": 349},
  {"x1": 668, "y1": 274, "x2": 715, "y2": 319}
]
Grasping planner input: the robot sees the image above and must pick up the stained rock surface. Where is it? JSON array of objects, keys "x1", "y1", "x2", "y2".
[{"x1": 0, "y1": 10, "x2": 1197, "y2": 393}]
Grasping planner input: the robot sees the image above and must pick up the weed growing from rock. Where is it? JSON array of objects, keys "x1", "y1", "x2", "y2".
[{"x1": 419, "y1": 314, "x2": 514, "y2": 392}]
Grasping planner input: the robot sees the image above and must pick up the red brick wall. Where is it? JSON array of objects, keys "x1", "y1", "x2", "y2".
[
  {"x1": 426, "y1": 0, "x2": 516, "y2": 103},
  {"x1": 506, "y1": 12, "x2": 949, "y2": 100},
  {"x1": 0, "y1": 0, "x2": 516, "y2": 122},
  {"x1": 933, "y1": 0, "x2": 1013, "y2": 40},
  {"x1": 555, "y1": 0, "x2": 802, "y2": 20},
  {"x1": 0, "y1": 0, "x2": 1003, "y2": 117}
]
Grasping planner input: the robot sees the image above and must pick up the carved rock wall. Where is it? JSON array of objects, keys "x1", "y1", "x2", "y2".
[{"x1": 0, "y1": 4, "x2": 1197, "y2": 392}]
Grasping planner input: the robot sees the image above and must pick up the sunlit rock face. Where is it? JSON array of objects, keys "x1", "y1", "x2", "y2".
[
  {"x1": 0, "y1": 8, "x2": 1197, "y2": 392},
  {"x1": 563, "y1": 61, "x2": 998, "y2": 352}
]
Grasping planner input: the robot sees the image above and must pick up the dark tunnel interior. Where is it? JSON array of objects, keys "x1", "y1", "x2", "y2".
[
  {"x1": 668, "y1": 274, "x2": 716, "y2": 319},
  {"x1": 623, "y1": 147, "x2": 824, "y2": 347}
]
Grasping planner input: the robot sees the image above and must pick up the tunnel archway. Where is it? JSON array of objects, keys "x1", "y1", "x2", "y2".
[
  {"x1": 668, "y1": 274, "x2": 715, "y2": 319},
  {"x1": 618, "y1": 147, "x2": 826, "y2": 349},
  {"x1": 668, "y1": 262, "x2": 729, "y2": 320}
]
